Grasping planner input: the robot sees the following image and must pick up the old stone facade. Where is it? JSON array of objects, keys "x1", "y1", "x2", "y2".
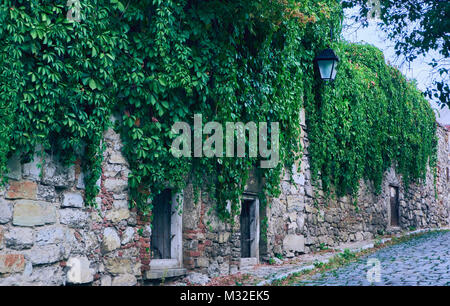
[{"x1": 0, "y1": 116, "x2": 449, "y2": 285}]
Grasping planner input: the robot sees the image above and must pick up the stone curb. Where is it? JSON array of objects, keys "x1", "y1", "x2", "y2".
[{"x1": 256, "y1": 228, "x2": 449, "y2": 286}]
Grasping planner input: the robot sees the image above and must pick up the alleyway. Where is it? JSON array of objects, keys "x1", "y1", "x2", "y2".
[{"x1": 297, "y1": 231, "x2": 450, "y2": 286}]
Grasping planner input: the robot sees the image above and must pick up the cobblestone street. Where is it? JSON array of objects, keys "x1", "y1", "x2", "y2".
[{"x1": 297, "y1": 231, "x2": 450, "y2": 286}]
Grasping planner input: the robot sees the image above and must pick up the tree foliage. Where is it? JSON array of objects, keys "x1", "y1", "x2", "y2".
[{"x1": 342, "y1": 0, "x2": 450, "y2": 108}]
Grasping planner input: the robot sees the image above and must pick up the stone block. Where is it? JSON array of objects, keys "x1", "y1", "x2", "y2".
[
  {"x1": 22, "y1": 153, "x2": 42, "y2": 181},
  {"x1": 218, "y1": 232, "x2": 230, "y2": 243},
  {"x1": 296, "y1": 215, "x2": 305, "y2": 231},
  {"x1": 13, "y1": 200, "x2": 56, "y2": 227},
  {"x1": 101, "y1": 228, "x2": 120, "y2": 254},
  {"x1": 59, "y1": 209, "x2": 88, "y2": 228},
  {"x1": 104, "y1": 258, "x2": 141, "y2": 275},
  {"x1": 121, "y1": 227, "x2": 135, "y2": 245},
  {"x1": 293, "y1": 174, "x2": 305, "y2": 186},
  {"x1": 300, "y1": 108, "x2": 306, "y2": 126},
  {"x1": 109, "y1": 152, "x2": 127, "y2": 164},
  {"x1": 26, "y1": 245, "x2": 62, "y2": 265},
  {"x1": 6, "y1": 181, "x2": 37, "y2": 200},
  {"x1": 106, "y1": 209, "x2": 130, "y2": 223},
  {"x1": 62, "y1": 192, "x2": 84, "y2": 208},
  {"x1": 41, "y1": 159, "x2": 75, "y2": 188},
  {"x1": 219, "y1": 262, "x2": 229, "y2": 275},
  {"x1": 196, "y1": 257, "x2": 209, "y2": 268},
  {"x1": 112, "y1": 274, "x2": 137, "y2": 286},
  {"x1": 6, "y1": 154, "x2": 22, "y2": 181},
  {"x1": 4, "y1": 227, "x2": 34, "y2": 250},
  {"x1": 185, "y1": 272, "x2": 210, "y2": 285},
  {"x1": 35, "y1": 226, "x2": 66, "y2": 245},
  {"x1": 101, "y1": 275, "x2": 112, "y2": 286},
  {"x1": 145, "y1": 268, "x2": 186, "y2": 280},
  {"x1": 104, "y1": 179, "x2": 128, "y2": 193},
  {"x1": 66, "y1": 256, "x2": 95, "y2": 284},
  {"x1": 0, "y1": 254, "x2": 26, "y2": 274},
  {"x1": 0, "y1": 199, "x2": 13, "y2": 224},
  {"x1": 287, "y1": 195, "x2": 305, "y2": 212},
  {"x1": 37, "y1": 185, "x2": 56, "y2": 202},
  {"x1": 113, "y1": 200, "x2": 128, "y2": 210},
  {"x1": 282, "y1": 234, "x2": 305, "y2": 253},
  {"x1": 104, "y1": 128, "x2": 120, "y2": 142}
]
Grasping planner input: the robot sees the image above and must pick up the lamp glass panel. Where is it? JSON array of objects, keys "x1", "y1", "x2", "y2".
[
  {"x1": 331, "y1": 62, "x2": 337, "y2": 80},
  {"x1": 318, "y1": 59, "x2": 334, "y2": 80}
]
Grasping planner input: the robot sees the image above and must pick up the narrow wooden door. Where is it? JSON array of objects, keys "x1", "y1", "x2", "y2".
[
  {"x1": 240, "y1": 200, "x2": 252, "y2": 258},
  {"x1": 151, "y1": 189, "x2": 172, "y2": 259},
  {"x1": 390, "y1": 186, "x2": 399, "y2": 227}
]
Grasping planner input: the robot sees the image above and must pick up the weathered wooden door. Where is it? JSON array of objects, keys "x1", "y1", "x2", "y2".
[
  {"x1": 151, "y1": 189, "x2": 172, "y2": 259},
  {"x1": 240, "y1": 199, "x2": 259, "y2": 258},
  {"x1": 390, "y1": 186, "x2": 399, "y2": 226},
  {"x1": 240, "y1": 200, "x2": 252, "y2": 258}
]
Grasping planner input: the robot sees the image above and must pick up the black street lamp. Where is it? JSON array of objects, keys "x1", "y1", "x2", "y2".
[{"x1": 314, "y1": 48, "x2": 339, "y2": 82}]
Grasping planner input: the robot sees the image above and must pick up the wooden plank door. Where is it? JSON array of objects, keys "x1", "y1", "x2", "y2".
[
  {"x1": 151, "y1": 189, "x2": 172, "y2": 259},
  {"x1": 240, "y1": 200, "x2": 251, "y2": 258},
  {"x1": 390, "y1": 186, "x2": 399, "y2": 227}
]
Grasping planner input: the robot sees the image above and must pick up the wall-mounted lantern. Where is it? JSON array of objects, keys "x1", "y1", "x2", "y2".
[{"x1": 314, "y1": 48, "x2": 339, "y2": 82}]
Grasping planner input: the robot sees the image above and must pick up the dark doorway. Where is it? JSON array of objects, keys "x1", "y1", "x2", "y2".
[
  {"x1": 240, "y1": 199, "x2": 258, "y2": 258},
  {"x1": 390, "y1": 186, "x2": 400, "y2": 227},
  {"x1": 151, "y1": 189, "x2": 172, "y2": 259}
]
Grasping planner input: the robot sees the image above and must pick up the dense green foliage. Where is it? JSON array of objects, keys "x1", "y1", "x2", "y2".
[{"x1": 0, "y1": 0, "x2": 437, "y2": 221}]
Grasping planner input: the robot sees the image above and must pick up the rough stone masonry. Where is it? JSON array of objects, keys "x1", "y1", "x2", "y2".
[{"x1": 0, "y1": 112, "x2": 449, "y2": 285}]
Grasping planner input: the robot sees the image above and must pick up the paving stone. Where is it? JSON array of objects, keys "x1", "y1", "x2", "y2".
[{"x1": 296, "y1": 231, "x2": 450, "y2": 286}]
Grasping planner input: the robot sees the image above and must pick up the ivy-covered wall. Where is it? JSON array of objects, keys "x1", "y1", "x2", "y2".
[
  {"x1": 0, "y1": 0, "x2": 448, "y2": 285},
  {"x1": 0, "y1": 114, "x2": 448, "y2": 285},
  {"x1": 1, "y1": 0, "x2": 437, "y2": 222}
]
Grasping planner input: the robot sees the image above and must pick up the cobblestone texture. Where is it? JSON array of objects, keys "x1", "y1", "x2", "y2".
[{"x1": 298, "y1": 231, "x2": 450, "y2": 286}]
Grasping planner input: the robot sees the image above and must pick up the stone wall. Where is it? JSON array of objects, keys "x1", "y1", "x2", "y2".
[
  {"x1": 0, "y1": 119, "x2": 449, "y2": 285},
  {"x1": 0, "y1": 128, "x2": 142, "y2": 286},
  {"x1": 265, "y1": 120, "x2": 450, "y2": 258}
]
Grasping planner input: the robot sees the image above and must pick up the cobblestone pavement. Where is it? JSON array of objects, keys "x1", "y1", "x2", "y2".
[{"x1": 297, "y1": 231, "x2": 450, "y2": 286}]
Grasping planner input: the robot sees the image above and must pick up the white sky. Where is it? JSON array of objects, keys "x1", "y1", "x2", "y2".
[{"x1": 342, "y1": 10, "x2": 450, "y2": 125}]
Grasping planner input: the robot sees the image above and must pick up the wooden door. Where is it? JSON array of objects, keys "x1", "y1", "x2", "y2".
[
  {"x1": 390, "y1": 186, "x2": 399, "y2": 227},
  {"x1": 151, "y1": 189, "x2": 172, "y2": 259},
  {"x1": 240, "y1": 200, "x2": 252, "y2": 258}
]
